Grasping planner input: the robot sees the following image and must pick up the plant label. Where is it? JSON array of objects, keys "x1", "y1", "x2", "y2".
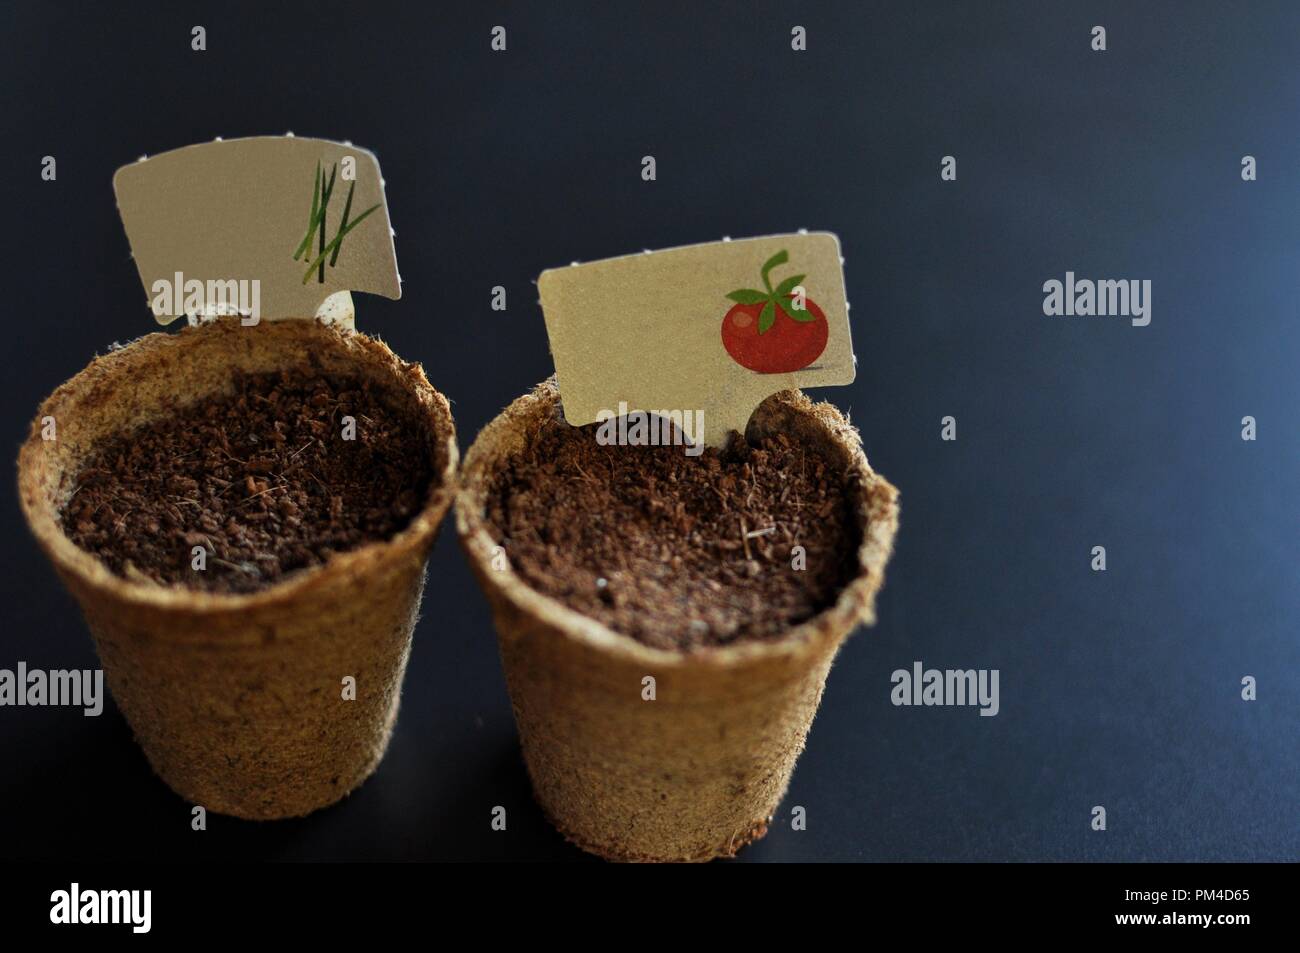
[
  {"x1": 114, "y1": 137, "x2": 400, "y2": 327},
  {"x1": 539, "y1": 232, "x2": 855, "y2": 445}
]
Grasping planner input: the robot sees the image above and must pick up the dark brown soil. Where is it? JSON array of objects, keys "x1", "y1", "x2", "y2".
[
  {"x1": 62, "y1": 370, "x2": 438, "y2": 593},
  {"x1": 485, "y1": 412, "x2": 861, "y2": 651}
]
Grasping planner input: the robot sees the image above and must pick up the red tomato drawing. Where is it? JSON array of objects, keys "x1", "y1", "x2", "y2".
[{"x1": 721, "y1": 250, "x2": 828, "y2": 374}]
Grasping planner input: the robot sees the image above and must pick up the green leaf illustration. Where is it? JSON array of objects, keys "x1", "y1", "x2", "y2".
[
  {"x1": 724, "y1": 249, "x2": 819, "y2": 333},
  {"x1": 773, "y1": 274, "x2": 805, "y2": 298},
  {"x1": 329, "y1": 181, "x2": 357, "y2": 267},
  {"x1": 784, "y1": 298, "x2": 817, "y2": 322},
  {"x1": 301, "y1": 202, "x2": 382, "y2": 284},
  {"x1": 292, "y1": 162, "x2": 383, "y2": 283},
  {"x1": 320, "y1": 163, "x2": 338, "y2": 209},
  {"x1": 292, "y1": 161, "x2": 324, "y2": 261},
  {"x1": 759, "y1": 250, "x2": 789, "y2": 292}
]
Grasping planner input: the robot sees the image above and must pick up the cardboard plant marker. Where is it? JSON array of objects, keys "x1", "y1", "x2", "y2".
[
  {"x1": 539, "y1": 232, "x2": 854, "y2": 445},
  {"x1": 114, "y1": 136, "x2": 401, "y2": 328},
  {"x1": 18, "y1": 137, "x2": 457, "y2": 819},
  {"x1": 457, "y1": 232, "x2": 898, "y2": 861}
]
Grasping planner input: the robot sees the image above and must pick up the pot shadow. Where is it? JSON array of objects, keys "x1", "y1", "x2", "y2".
[
  {"x1": 417, "y1": 731, "x2": 598, "y2": 863},
  {"x1": 0, "y1": 673, "x2": 460, "y2": 861},
  {"x1": 4, "y1": 679, "x2": 628, "y2": 862},
  {"x1": 0, "y1": 696, "x2": 327, "y2": 861},
  {"x1": 3, "y1": 699, "x2": 791, "y2": 862}
]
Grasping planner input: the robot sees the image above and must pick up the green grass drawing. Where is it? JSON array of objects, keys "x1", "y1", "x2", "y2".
[{"x1": 292, "y1": 160, "x2": 383, "y2": 284}]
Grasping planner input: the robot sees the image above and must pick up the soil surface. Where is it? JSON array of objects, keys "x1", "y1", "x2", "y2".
[
  {"x1": 485, "y1": 412, "x2": 861, "y2": 651},
  {"x1": 62, "y1": 370, "x2": 437, "y2": 593}
]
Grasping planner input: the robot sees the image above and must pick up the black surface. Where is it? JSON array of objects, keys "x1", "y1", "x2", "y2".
[{"x1": 1, "y1": 1, "x2": 1296, "y2": 861}]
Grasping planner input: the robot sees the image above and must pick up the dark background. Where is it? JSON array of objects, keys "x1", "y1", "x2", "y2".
[{"x1": 1, "y1": 1, "x2": 1296, "y2": 861}]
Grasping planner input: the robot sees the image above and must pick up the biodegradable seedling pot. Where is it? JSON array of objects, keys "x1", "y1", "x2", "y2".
[
  {"x1": 17, "y1": 318, "x2": 457, "y2": 819},
  {"x1": 456, "y1": 379, "x2": 899, "y2": 861}
]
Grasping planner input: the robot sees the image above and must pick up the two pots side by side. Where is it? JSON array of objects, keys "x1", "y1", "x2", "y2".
[{"x1": 19, "y1": 333, "x2": 898, "y2": 855}]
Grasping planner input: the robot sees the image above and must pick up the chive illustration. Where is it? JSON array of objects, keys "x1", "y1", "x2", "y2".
[
  {"x1": 292, "y1": 161, "x2": 381, "y2": 284},
  {"x1": 318, "y1": 164, "x2": 327, "y2": 284}
]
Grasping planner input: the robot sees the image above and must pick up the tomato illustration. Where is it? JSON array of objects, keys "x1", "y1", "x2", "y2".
[{"x1": 721, "y1": 250, "x2": 828, "y2": 374}]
